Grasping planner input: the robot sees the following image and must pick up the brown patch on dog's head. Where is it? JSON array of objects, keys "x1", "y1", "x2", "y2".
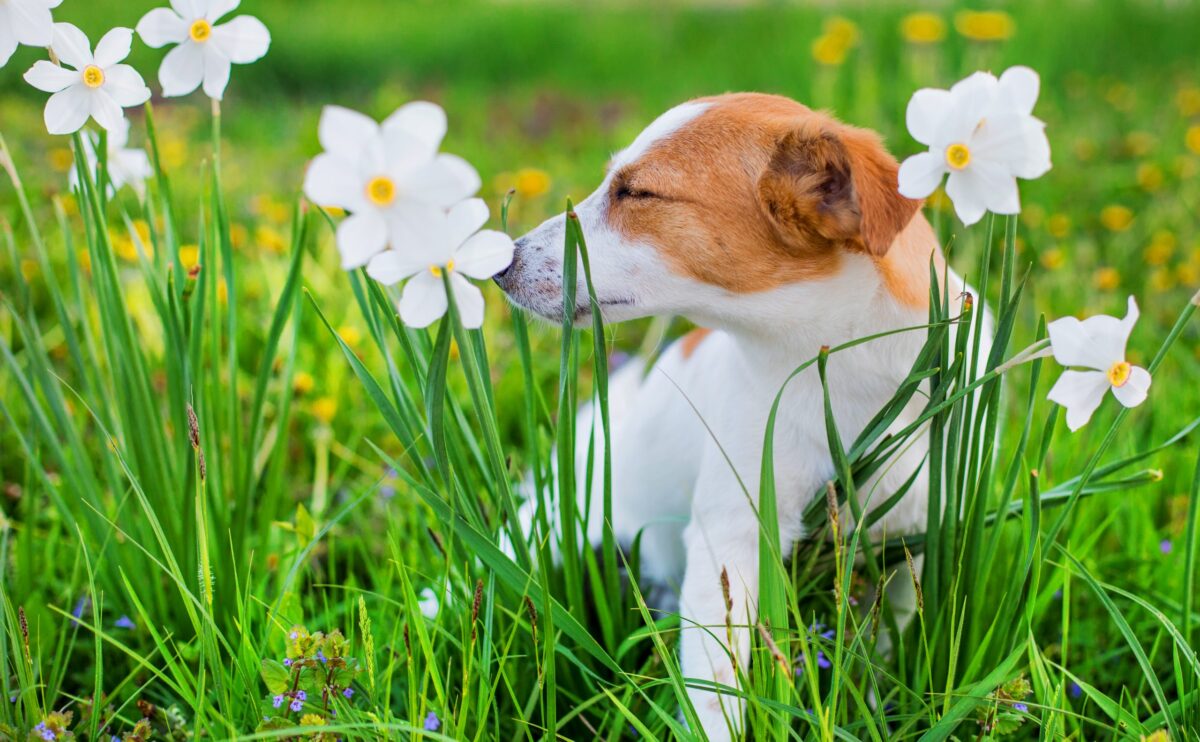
[{"x1": 605, "y1": 93, "x2": 925, "y2": 296}]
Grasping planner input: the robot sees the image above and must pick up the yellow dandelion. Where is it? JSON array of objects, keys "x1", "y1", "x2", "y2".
[
  {"x1": 59, "y1": 193, "x2": 78, "y2": 216},
  {"x1": 112, "y1": 233, "x2": 138, "y2": 262},
  {"x1": 1186, "y1": 125, "x2": 1200, "y2": 156},
  {"x1": 1105, "y1": 83, "x2": 1135, "y2": 112},
  {"x1": 77, "y1": 249, "x2": 91, "y2": 273},
  {"x1": 1177, "y1": 154, "x2": 1199, "y2": 179},
  {"x1": 1093, "y1": 267, "x2": 1120, "y2": 291},
  {"x1": 49, "y1": 147, "x2": 74, "y2": 173},
  {"x1": 954, "y1": 10, "x2": 1014, "y2": 42},
  {"x1": 1176, "y1": 87, "x2": 1200, "y2": 117},
  {"x1": 1136, "y1": 163, "x2": 1163, "y2": 192},
  {"x1": 1124, "y1": 131, "x2": 1155, "y2": 157},
  {"x1": 823, "y1": 16, "x2": 859, "y2": 47},
  {"x1": 217, "y1": 277, "x2": 229, "y2": 305},
  {"x1": 337, "y1": 325, "x2": 363, "y2": 348},
  {"x1": 161, "y1": 135, "x2": 188, "y2": 170},
  {"x1": 1150, "y1": 267, "x2": 1175, "y2": 292},
  {"x1": 20, "y1": 259, "x2": 38, "y2": 282},
  {"x1": 1145, "y1": 231, "x2": 1176, "y2": 265},
  {"x1": 299, "y1": 713, "x2": 326, "y2": 727},
  {"x1": 1176, "y1": 261, "x2": 1198, "y2": 285},
  {"x1": 1020, "y1": 204, "x2": 1046, "y2": 230},
  {"x1": 515, "y1": 168, "x2": 551, "y2": 199},
  {"x1": 1040, "y1": 248, "x2": 1065, "y2": 270},
  {"x1": 1047, "y1": 213, "x2": 1071, "y2": 238},
  {"x1": 132, "y1": 219, "x2": 151, "y2": 244},
  {"x1": 901, "y1": 12, "x2": 946, "y2": 44},
  {"x1": 230, "y1": 223, "x2": 248, "y2": 249},
  {"x1": 811, "y1": 34, "x2": 850, "y2": 66},
  {"x1": 293, "y1": 371, "x2": 315, "y2": 395},
  {"x1": 256, "y1": 225, "x2": 288, "y2": 255},
  {"x1": 179, "y1": 244, "x2": 200, "y2": 269},
  {"x1": 311, "y1": 396, "x2": 337, "y2": 424},
  {"x1": 1073, "y1": 138, "x2": 1097, "y2": 162},
  {"x1": 1100, "y1": 205, "x2": 1134, "y2": 232}
]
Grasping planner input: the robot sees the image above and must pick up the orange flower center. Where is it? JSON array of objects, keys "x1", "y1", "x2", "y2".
[
  {"x1": 189, "y1": 19, "x2": 213, "y2": 43},
  {"x1": 82, "y1": 65, "x2": 105, "y2": 88},
  {"x1": 365, "y1": 176, "x2": 397, "y2": 207},
  {"x1": 945, "y1": 143, "x2": 971, "y2": 170},
  {"x1": 1107, "y1": 360, "x2": 1132, "y2": 387}
]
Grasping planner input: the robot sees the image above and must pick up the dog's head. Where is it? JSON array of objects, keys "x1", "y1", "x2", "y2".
[{"x1": 495, "y1": 93, "x2": 925, "y2": 326}]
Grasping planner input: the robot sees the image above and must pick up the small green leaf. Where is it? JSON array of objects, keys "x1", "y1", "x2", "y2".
[{"x1": 260, "y1": 659, "x2": 290, "y2": 694}]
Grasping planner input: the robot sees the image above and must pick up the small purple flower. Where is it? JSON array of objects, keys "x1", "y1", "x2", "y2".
[
  {"x1": 272, "y1": 695, "x2": 285, "y2": 709},
  {"x1": 1013, "y1": 702, "x2": 1028, "y2": 713},
  {"x1": 1053, "y1": 589, "x2": 1062, "y2": 600},
  {"x1": 379, "y1": 483, "x2": 397, "y2": 501},
  {"x1": 816, "y1": 651, "x2": 832, "y2": 670},
  {"x1": 423, "y1": 711, "x2": 441, "y2": 732},
  {"x1": 295, "y1": 690, "x2": 307, "y2": 701},
  {"x1": 1160, "y1": 539, "x2": 1173, "y2": 554},
  {"x1": 114, "y1": 615, "x2": 136, "y2": 630},
  {"x1": 289, "y1": 630, "x2": 299, "y2": 639},
  {"x1": 8, "y1": 691, "x2": 16, "y2": 703},
  {"x1": 34, "y1": 722, "x2": 54, "y2": 741},
  {"x1": 1069, "y1": 682, "x2": 1082, "y2": 698},
  {"x1": 282, "y1": 658, "x2": 293, "y2": 667},
  {"x1": 316, "y1": 650, "x2": 327, "y2": 663},
  {"x1": 290, "y1": 699, "x2": 303, "y2": 713},
  {"x1": 342, "y1": 687, "x2": 354, "y2": 699},
  {"x1": 72, "y1": 596, "x2": 90, "y2": 620}
]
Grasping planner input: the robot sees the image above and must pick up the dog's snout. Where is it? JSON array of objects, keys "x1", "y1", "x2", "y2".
[{"x1": 493, "y1": 237, "x2": 526, "y2": 287}]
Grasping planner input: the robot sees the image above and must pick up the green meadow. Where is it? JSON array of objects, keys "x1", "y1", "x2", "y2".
[{"x1": 1, "y1": 0, "x2": 1199, "y2": 739}]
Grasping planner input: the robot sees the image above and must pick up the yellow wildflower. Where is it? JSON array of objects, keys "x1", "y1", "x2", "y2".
[
  {"x1": 230, "y1": 222, "x2": 248, "y2": 249},
  {"x1": 337, "y1": 325, "x2": 363, "y2": 348},
  {"x1": 811, "y1": 35, "x2": 849, "y2": 66},
  {"x1": 1145, "y1": 231, "x2": 1176, "y2": 265},
  {"x1": 161, "y1": 135, "x2": 188, "y2": 170},
  {"x1": 77, "y1": 249, "x2": 91, "y2": 273},
  {"x1": 823, "y1": 16, "x2": 859, "y2": 47},
  {"x1": 1040, "y1": 248, "x2": 1065, "y2": 270},
  {"x1": 1105, "y1": 83, "x2": 1135, "y2": 112},
  {"x1": 901, "y1": 12, "x2": 946, "y2": 44},
  {"x1": 49, "y1": 147, "x2": 74, "y2": 173},
  {"x1": 1020, "y1": 204, "x2": 1046, "y2": 230},
  {"x1": 1186, "y1": 125, "x2": 1200, "y2": 156},
  {"x1": 1073, "y1": 138, "x2": 1097, "y2": 162},
  {"x1": 20, "y1": 258, "x2": 38, "y2": 282},
  {"x1": 293, "y1": 371, "x2": 315, "y2": 395},
  {"x1": 1047, "y1": 213, "x2": 1071, "y2": 238},
  {"x1": 1100, "y1": 205, "x2": 1134, "y2": 232},
  {"x1": 311, "y1": 397, "x2": 337, "y2": 424},
  {"x1": 1176, "y1": 261, "x2": 1198, "y2": 285},
  {"x1": 217, "y1": 277, "x2": 228, "y2": 305},
  {"x1": 300, "y1": 713, "x2": 326, "y2": 727},
  {"x1": 515, "y1": 168, "x2": 551, "y2": 199},
  {"x1": 179, "y1": 244, "x2": 200, "y2": 269},
  {"x1": 1176, "y1": 87, "x2": 1200, "y2": 117},
  {"x1": 1150, "y1": 267, "x2": 1175, "y2": 292},
  {"x1": 1124, "y1": 131, "x2": 1155, "y2": 157},
  {"x1": 256, "y1": 225, "x2": 288, "y2": 254},
  {"x1": 1141, "y1": 727, "x2": 1170, "y2": 741},
  {"x1": 1136, "y1": 163, "x2": 1163, "y2": 192},
  {"x1": 954, "y1": 10, "x2": 1014, "y2": 42},
  {"x1": 1177, "y1": 154, "x2": 1199, "y2": 179},
  {"x1": 1093, "y1": 267, "x2": 1120, "y2": 291}
]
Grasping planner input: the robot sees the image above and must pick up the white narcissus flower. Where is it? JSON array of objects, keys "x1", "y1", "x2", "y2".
[
  {"x1": 303, "y1": 103, "x2": 482, "y2": 270},
  {"x1": 1046, "y1": 296, "x2": 1151, "y2": 432},
  {"x1": 898, "y1": 66, "x2": 1051, "y2": 225},
  {"x1": 23, "y1": 24, "x2": 151, "y2": 135},
  {"x1": 367, "y1": 198, "x2": 514, "y2": 329},
  {"x1": 136, "y1": 0, "x2": 270, "y2": 100},
  {"x1": 0, "y1": 0, "x2": 61, "y2": 68},
  {"x1": 70, "y1": 117, "x2": 153, "y2": 198}
]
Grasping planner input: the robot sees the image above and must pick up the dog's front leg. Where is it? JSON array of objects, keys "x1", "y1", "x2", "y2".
[{"x1": 679, "y1": 483, "x2": 761, "y2": 742}]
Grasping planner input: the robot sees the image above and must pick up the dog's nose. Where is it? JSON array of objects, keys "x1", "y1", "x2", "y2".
[{"x1": 493, "y1": 237, "x2": 524, "y2": 286}]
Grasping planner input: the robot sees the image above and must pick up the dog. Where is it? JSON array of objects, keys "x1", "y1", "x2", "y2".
[{"x1": 495, "y1": 93, "x2": 979, "y2": 740}]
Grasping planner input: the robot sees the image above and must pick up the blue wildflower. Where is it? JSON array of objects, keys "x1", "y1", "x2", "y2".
[
  {"x1": 290, "y1": 699, "x2": 303, "y2": 713},
  {"x1": 114, "y1": 615, "x2": 136, "y2": 630},
  {"x1": 34, "y1": 722, "x2": 54, "y2": 740},
  {"x1": 316, "y1": 650, "x2": 327, "y2": 663},
  {"x1": 272, "y1": 695, "x2": 285, "y2": 709},
  {"x1": 295, "y1": 690, "x2": 307, "y2": 701},
  {"x1": 816, "y1": 651, "x2": 832, "y2": 670},
  {"x1": 1069, "y1": 682, "x2": 1082, "y2": 698},
  {"x1": 1013, "y1": 702, "x2": 1029, "y2": 713},
  {"x1": 282, "y1": 658, "x2": 293, "y2": 667},
  {"x1": 423, "y1": 711, "x2": 440, "y2": 732},
  {"x1": 342, "y1": 687, "x2": 354, "y2": 699},
  {"x1": 72, "y1": 597, "x2": 89, "y2": 620},
  {"x1": 1161, "y1": 539, "x2": 1173, "y2": 554}
]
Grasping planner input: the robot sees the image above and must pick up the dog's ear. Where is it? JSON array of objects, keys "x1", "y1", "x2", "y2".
[{"x1": 757, "y1": 122, "x2": 920, "y2": 256}]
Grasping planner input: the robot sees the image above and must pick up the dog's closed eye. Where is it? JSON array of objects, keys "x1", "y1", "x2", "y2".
[{"x1": 612, "y1": 172, "x2": 664, "y2": 202}]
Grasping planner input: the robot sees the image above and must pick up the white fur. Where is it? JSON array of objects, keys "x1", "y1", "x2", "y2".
[{"x1": 499, "y1": 101, "x2": 986, "y2": 741}]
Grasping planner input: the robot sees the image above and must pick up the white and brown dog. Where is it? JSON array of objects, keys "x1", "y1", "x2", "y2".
[{"x1": 496, "y1": 93, "x2": 977, "y2": 740}]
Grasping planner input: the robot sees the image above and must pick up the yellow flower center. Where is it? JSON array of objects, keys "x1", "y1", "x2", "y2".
[
  {"x1": 189, "y1": 19, "x2": 213, "y2": 43},
  {"x1": 1107, "y1": 360, "x2": 1132, "y2": 387},
  {"x1": 429, "y1": 259, "x2": 456, "y2": 278},
  {"x1": 82, "y1": 65, "x2": 105, "y2": 88},
  {"x1": 945, "y1": 143, "x2": 971, "y2": 170},
  {"x1": 365, "y1": 176, "x2": 397, "y2": 207}
]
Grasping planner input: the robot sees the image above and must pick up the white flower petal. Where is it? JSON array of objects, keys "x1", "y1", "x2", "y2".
[
  {"x1": 0, "y1": 21, "x2": 18, "y2": 69},
  {"x1": 450, "y1": 273, "x2": 485, "y2": 328},
  {"x1": 210, "y1": 16, "x2": 269, "y2": 64},
  {"x1": 1047, "y1": 296, "x2": 1137, "y2": 371},
  {"x1": 454, "y1": 230, "x2": 514, "y2": 280},
  {"x1": 905, "y1": 88, "x2": 953, "y2": 147},
  {"x1": 93, "y1": 27, "x2": 133, "y2": 68},
  {"x1": 970, "y1": 112, "x2": 1051, "y2": 181},
  {"x1": 388, "y1": 201, "x2": 455, "y2": 262},
  {"x1": 90, "y1": 89, "x2": 126, "y2": 133},
  {"x1": 113, "y1": 147, "x2": 152, "y2": 196},
  {"x1": 417, "y1": 587, "x2": 439, "y2": 620},
  {"x1": 936, "y1": 71, "x2": 997, "y2": 147},
  {"x1": 302, "y1": 153, "x2": 366, "y2": 212},
  {"x1": 398, "y1": 270, "x2": 449, "y2": 328},
  {"x1": 24, "y1": 60, "x2": 80, "y2": 93},
  {"x1": 318, "y1": 106, "x2": 381, "y2": 165},
  {"x1": 43, "y1": 85, "x2": 92, "y2": 135},
  {"x1": 205, "y1": 0, "x2": 240, "y2": 22},
  {"x1": 1111, "y1": 366, "x2": 1151, "y2": 409},
  {"x1": 897, "y1": 151, "x2": 946, "y2": 199},
  {"x1": 107, "y1": 116, "x2": 132, "y2": 148},
  {"x1": 158, "y1": 41, "x2": 204, "y2": 97},
  {"x1": 102, "y1": 64, "x2": 151, "y2": 107},
  {"x1": 382, "y1": 127, "x2": 430, "y2": 179},
  {"x1": 170, "y1": 0, "x2": 203, "y2": 19},
  {"x1": 366, "y1": 249, "x2": 425, "y2": 286},
  {"x1": 10, "y1": 0, "x2": 55, "y2": 46},
  {"x1": 51, "y1": 23, "x2": 93, "y2": 69},
  {"x1": 943, "y1": 169, "x2": 989, "y2": 226},
  {"x1": 382, "y1": 101, "x2": 446, "y2": 160},
  {"x1": 202, "y1": 50, "x2": 232, "y2": 99},
  {"x1": 994, "y1": 66, "x2": 1039, "y2": 117},
  {"x1": 445, "y1": 198, "x2": 490, "y2": 249},
  {"x1": 335, "y1": 211, "x2": 388, "y2": 269},
  {"x1": 1048, "y1": 370, "x2": 1111, "y2": 432},
  {"x1": 402, "y1": 153, "x2": 480, "y2": 208},
  {"x1": 969, "y1": 160, "x2": 1020, "y2": 214},
  {"x1": 136, "y1": 8, "x2": 188, "y2": 48}
]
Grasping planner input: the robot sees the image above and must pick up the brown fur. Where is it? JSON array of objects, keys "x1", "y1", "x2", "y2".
[{"x1": 605, "y1": 93, "x2": 932, "y2": 306}]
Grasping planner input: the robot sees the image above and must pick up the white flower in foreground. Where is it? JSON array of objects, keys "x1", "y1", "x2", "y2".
[
  {"x1": 1047, "y1": 296, "x2": 1151, "y2": 432},
  {"x1": 70, "y1": 117, "x2": 153, "y2": 198},
  {"x1": 136, "y1": 0, "x2": 270, "y2": 100},
  {"x1": 367, "y1": 199, "x2": 513, "y2": 329},
  {"x1": 417, "y1": 588, "x2": 440, "y2": 620},
  {"x1": 0, "y1": 0, "x2": 61, "y2": 68},
  {"x1": 898, "y1": 66, "x2": 1051, "y2": 225},
  {"x1": 23, "y1": 24, "x2": 151, "y2": 135},
  {"x1": 303, "y1": 103, "x2": 482, "y2": 270}
]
